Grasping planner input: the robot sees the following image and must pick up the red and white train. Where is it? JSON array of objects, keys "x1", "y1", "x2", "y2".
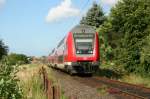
[{"x1": 48, "y1": 25, "x2": 100, "y2": 74}]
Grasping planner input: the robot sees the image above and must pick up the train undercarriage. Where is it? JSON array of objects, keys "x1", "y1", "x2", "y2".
[{"x1": 49, "y1": 61, "x2": 99, "y2": 75}]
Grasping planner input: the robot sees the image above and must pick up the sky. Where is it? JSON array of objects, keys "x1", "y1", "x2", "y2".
[{"x1": 0, "y1": 0, "x2": 118, "y2": 56}]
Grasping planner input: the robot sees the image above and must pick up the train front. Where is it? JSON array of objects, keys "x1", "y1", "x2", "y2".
[{"x1": 66, "y1": 25, "x2": 100, "y2": 74}]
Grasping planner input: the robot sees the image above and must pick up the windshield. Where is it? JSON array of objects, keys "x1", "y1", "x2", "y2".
[{"x1": 73, "y1": 33, "x2": 95, "y2": 54}]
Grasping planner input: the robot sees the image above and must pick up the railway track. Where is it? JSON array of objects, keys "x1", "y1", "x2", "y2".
[
  {"x1": 50, "y1": 68, "x2": 150, "y2": 99},
  {"x1": 93, "y1": 77, "x2": 150, "y2": 99},
  {"x1": 73, "y1": 76, "x2": 150, "y2": 99}
]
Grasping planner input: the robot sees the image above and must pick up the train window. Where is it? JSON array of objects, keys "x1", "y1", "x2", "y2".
[
  {"x1": 64, "y1": 43, "x2": 67, "y2": 50},
  {"x1": 73, "y1": 33, "x2": 95, "y2": 54},
  {"x1": 55, "y1": 51, "x2": 57, "y2": 55}
]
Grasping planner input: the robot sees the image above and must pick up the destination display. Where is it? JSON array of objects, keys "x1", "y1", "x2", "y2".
[{"x1": 73, "y1": 33, "x2": 94, "y2": 38}]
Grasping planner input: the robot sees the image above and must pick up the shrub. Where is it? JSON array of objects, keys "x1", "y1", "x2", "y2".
[
  {"x1": 0, "y1": 40, "x2": 8, "y2": 60},
  {"x1": 139, "y1": 34, "x2": 150, "y2": 76},
  {"x1": 7, "y1": 53, "x2": 29, "y2": 65},
  {"x1": 0, "y1": 57, "x2": 23, "y2": 99}
]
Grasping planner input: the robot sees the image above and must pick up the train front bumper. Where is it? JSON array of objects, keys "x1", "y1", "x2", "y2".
[
  {"x1": 64, "y1": 61, "x2": 99, "y2": 66},
  {"x1": 72, "y1": 61, "x2": 99, "y2": 66},
  {"x1": 64, "y1": 61, "x2": 100, "y2": 73}
]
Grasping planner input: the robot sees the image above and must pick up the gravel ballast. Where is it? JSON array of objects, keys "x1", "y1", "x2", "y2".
[{"x1": 51, "y1": 69, "x2": 117, "y2": 99}]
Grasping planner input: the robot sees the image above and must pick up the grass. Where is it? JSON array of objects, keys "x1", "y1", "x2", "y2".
[
  {"x1": 17, "y1": 63, "x2": 67, "y2": 99},
  {"x1": 17, "y1": 64, "x2": 46, "y2": 99},
  {"x1": 97, "y1": 62, "x2": 150, "y2": 88},
  {"x1": 61, "y1": 90, "x2": 67, "y2": 99},
  {"x1": 97, "y1": 85, "x2": 109, "y2": 95},
  {"x1": 21, "y1": 74, "x2": 46, "y2": 99},
  {"x1": 95, "y1": 68, "x2": 122, "y2": 79},
  {"x1": 120, "y1": 74, "x2": 150, "y2": 87}
]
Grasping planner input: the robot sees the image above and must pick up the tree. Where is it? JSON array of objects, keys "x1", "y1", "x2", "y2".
[
  {"x1": 140, "y1": 33, "x2": 150, "y2": 75},
  {"x1": 0, "y1": 40, "x2": 8, "y2": 60},
  {"x1": 102, "y1": 0, "x2": 150, "y2": 74},
  {"x1": 80, "y1": 3, "x2": 105, "y2": 28},
  {"x1": 97, "y1": 19, "x2": 113, "y2": 62}
]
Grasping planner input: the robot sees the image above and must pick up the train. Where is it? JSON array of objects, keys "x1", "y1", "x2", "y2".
[{"x1": 47, "y1": 25, "x2": 100, "y2": 75}]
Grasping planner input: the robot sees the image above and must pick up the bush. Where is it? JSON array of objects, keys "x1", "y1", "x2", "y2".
[
  {"x1": 97, "y1": 20, "x2": 114, "y2": 63},
  {"x1": 7, "y1": 53, "x2": 29, "y2": 65},
  {"x1": 139, "y1": 34, "x2": 150, "y2": 76},
  {"x1": 0, "y1": 57, "x2": 23, "y2": 99},
  {"x1": 0, "y1": 40, "x2": 8, "y2": 60}
]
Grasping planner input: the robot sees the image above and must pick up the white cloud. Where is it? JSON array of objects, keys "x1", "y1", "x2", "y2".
[
  {"x1": 0, "y1": 0, "x2": 5, "y2": 9},
  {"x1": 101, "y1": 0, "x2": 119, "y2": 7},
  {"x1": 46, "y1": 0, "x2": 80, "y2": 22}
]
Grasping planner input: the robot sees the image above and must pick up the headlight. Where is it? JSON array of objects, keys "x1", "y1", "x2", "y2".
[
  {"x1": 76, "y1": 51, "x2": 80, "y2": 54},
  {"x1": 90, "y1": 51, "x2": 93, "y2": 54}
]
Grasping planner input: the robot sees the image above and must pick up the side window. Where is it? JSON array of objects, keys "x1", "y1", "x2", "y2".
[
  {"x1": 65, "y1": 43, "x2": 67, "y2": 50},
  {"x1": 63, "y1": 43, "x2": 67, "y2": 54},
  {"x1": 55, "y1": 51, "x2": 57, "y2": 55}
]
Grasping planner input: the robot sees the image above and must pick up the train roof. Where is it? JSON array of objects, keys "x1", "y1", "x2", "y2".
[{"x1": 70, "y1": 25, "x2": 96, "y2": 34}]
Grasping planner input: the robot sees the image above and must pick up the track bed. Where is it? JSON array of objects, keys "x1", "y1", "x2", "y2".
[{"x1": 50, "y1": 67, "x2": 150, "y2": 99}]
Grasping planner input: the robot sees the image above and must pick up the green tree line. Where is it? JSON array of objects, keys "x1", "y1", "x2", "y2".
[
  {"x1": 0, "y1": 39, "x2": 30, "y2": 98},
  {"x1": 80, "y1": 0, "x2": 150, "y2": 76}
]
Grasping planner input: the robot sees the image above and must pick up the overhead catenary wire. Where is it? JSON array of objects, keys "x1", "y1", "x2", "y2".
[
  {"x1": 61, "y1": 0, "x2": 91, "y2": 33},
  {"x1": 56, "y1": 0, "x2": 91, "y2": 41},
  {"x1": 70, "y1": 0, "x2": 91, "y2": 28},
  {"x1": 50, "y1": 0, "x2": 92, "y2": 53}
]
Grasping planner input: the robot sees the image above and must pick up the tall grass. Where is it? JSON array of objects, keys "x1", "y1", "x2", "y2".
[
  {"x1": 18, "y1": 64, "x2": 46, "y2": 99},
  {"x1": 120, "y1": 74, "x2": 150, "y2": 87},
  {"x1": 18, "y1": 64, "x2": 67, "y2": 99},
  {"x1": 21, "y1": 75, "x2": 46, "y2": 99},
  {"x1": 100, "y1": 63, "x2": 150, "y2": 88}
]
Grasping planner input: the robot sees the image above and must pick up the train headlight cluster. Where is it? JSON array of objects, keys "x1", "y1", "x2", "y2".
[
  {"x1": 76, "y1": 50, "x2": 80, "y2": 54},
  {"x1": 89, "y1": 51, "x2": 93, "y2": 54},
  {"x1": 76, "y1": 50, "x2": 93, "y2": 54}
]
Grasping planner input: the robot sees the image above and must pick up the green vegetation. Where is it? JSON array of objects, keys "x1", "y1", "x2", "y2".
[
  {"x1": 81, "y1": 0, "x2": 150, "y2": 87},
  {"x1": 80, "y1": 3, "x2": 105, "y2": 28},
  {"x1": 30, "y1": 76, "x2": 46, "y2": 99},
  {"x1": 0, "y1": 58, "x2": 23, "y2": 99},
  {"x1": 19, "y1": 67, "x2": 46, "y2": 99},
  {"x1": 0, "y1": 40, "x2": 23, "y2": 99},
  {"x1": 0, "y1": 40, "x2": 8, "y2": 60},
  {"x1": 121, "y1": 74, "x2": 150, "y2": 87},
  {"x1": 97, "y1": 85, "x2": 108, "y2": 95},
  {"x1": 1, "y1": 0, "x2": 150, "y2": 98},
  {"x1": 18, "y1": 64, "x2": 67, "y2": 99},
  {"x1": 7, "y1": 53, "x2": 30, "y2": 65},
  {"x1": 61, "y1": 90, "x2": 67, "y2": 99},
  {"x1": 109, "y1": 0, "x2": 150, "y2": 75},
  {"x1": 81, "y1": 0, "x2": 150, "y2": 77}
]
